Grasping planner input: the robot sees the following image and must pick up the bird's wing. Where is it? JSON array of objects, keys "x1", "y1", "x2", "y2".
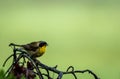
[{"x1": 22, "y1": 42, "x2": 39, "y2": 51}]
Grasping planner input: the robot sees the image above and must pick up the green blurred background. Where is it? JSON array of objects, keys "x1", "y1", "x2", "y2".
[{"x1": 0, "y1": 0, "x2": 120, "y2": 79}]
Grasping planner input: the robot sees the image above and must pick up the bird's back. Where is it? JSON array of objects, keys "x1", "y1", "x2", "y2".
[{"x1": 22, "y1": 42, "x2": 39, "y2": 51}]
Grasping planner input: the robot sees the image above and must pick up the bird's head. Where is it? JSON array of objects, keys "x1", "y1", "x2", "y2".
[
  {"x1": 39, "y1": 41, "x2": 48, "y2": 47},
  {"x1": 38, "y1": 41, "x2": 48, "y2": 53}
]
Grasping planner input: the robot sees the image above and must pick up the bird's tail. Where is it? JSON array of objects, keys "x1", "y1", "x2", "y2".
[{"x1": 9, "y1": 43, "x2": 22, "y2": 47}]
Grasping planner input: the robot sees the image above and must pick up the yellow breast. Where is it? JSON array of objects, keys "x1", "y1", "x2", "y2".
[{"x1": 36, "y1": 46, "x2": 46, "y2": 57}]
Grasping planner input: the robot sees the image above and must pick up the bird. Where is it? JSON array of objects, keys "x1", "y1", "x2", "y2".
[{"x1": 9, "y1": 41, "x2": 48, "y2": 58}]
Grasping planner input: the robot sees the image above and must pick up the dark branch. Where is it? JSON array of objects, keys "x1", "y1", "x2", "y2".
[{"x1": 3, "y1": 45, "x2": 100, "y2": 79}]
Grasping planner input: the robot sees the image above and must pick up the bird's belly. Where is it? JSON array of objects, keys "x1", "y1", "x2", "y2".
[
  {"x1": 27, "y1": 51, "x2": 45, "y2": 57},
  {"x1": 36, "y1": 51, "x2": 45, "y2": 57}
]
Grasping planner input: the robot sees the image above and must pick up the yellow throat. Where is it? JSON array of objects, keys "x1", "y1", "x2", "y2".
[{"x1": 38, "y1": 45, "x2": 46, "y2": 55}]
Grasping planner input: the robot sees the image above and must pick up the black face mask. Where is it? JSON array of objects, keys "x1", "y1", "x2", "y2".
[{"x1": 39, "y1": 41, "x2": 48, "y2": 47}]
